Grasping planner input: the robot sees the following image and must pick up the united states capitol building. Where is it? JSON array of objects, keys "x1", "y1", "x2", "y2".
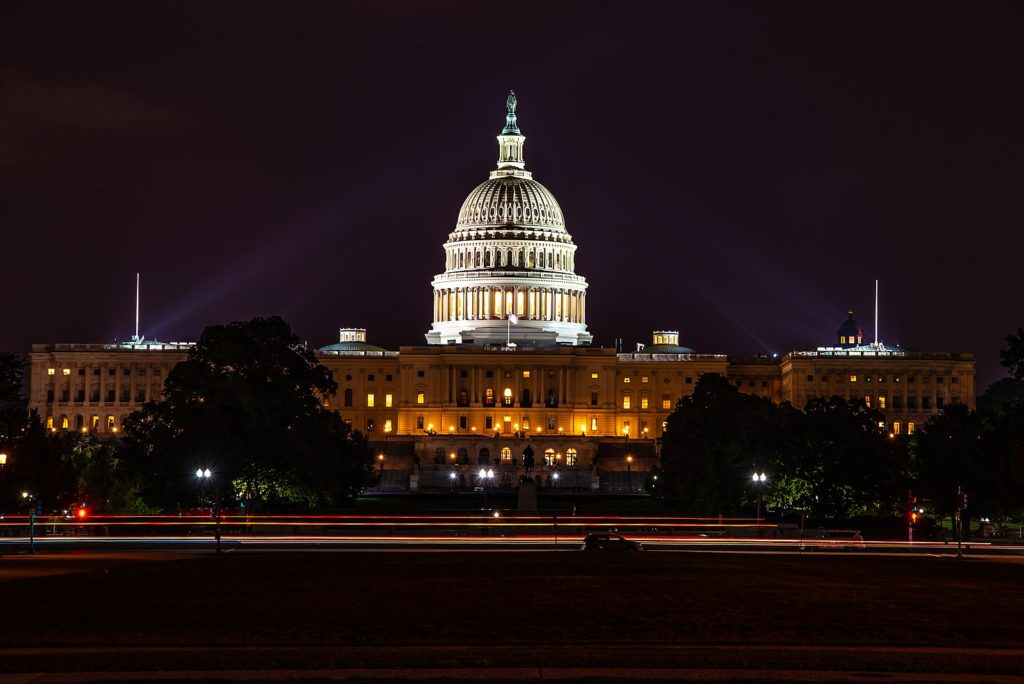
[{"x1": 27, "y1": 93, "x2": 976, "y2": 492}]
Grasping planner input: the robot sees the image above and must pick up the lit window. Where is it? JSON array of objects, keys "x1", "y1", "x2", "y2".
[
  {"x1": 385, "y1": 393, "x2": 393, "y2": 408},
  {"x1": 908, "y1": 422, "x2": 916, "y2": 435},
  {"x1": 622, "y1": 395, "x2": 631, "y2": 410},
  {"x1": 384, "y1": 419, "x2": 392, "y2": 432},
  {"x1": 417, "y1": 392, "x2": 425, "y2": 404},
  {"x1": 591, "y1": 418, "x2": 598, "y2": 432},
  {"x1": 47, "y1": 368, "x2": 55, "y2": 376},
  {"x1": 865, "y1": 396, "x2": 872, "y2": 407},
  {"x1": 566, "y1": 448, "x2": 578, "y2": 466},
  {"x1": 641, "y1": 376, "x2": 648, "y2": 383},
  {"x1": 46, "y1": 415, "x2": 54, "y2": 429},
  {"x1": 879, "y1": 396, "x2": 887, "y2": 409},
  {"x1": 544, "y1": 448, "x2": 556, "y2": 466},
  {"x1": 503, "y1": 388, "x2": 512, "y2": 397},
  {"x1": 61, "y1": 416, "x2": 69, "y2": 429},
  {"x1": 662, "y1": 396, "x2": 671, "y2": 410},
  {"x1": 366, "y1": 393, "x2": 375, "y2": 407},
  {"x1": 840, "y1": 336, "x2": 846, "y2": 344},
  {"x1": 62, "y1": 368, "x2": 71, "y2": 376},
  {"x1": 591, "y1": 372, "x2": 599, "y2": 379},
  {"x1": 893, "y1": 421, "x2": 901, "y2": 435},
  {"x1": 522, "y1": 370, "x2": 530, "y2": 378},
  {"x1": 501, "y1": 447, "x2": 512, "y2": 462},
  {"x1": 850, "y1": 375, "x2": 857, "y2": 382},
  {"x1": 623, "y1": 377, "x2": 630, "y2": 384}
]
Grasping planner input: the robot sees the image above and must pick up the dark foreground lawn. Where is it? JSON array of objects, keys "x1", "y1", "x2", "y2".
[{"x1": 1, "y1": 550, "x2": 1022, "y2": 679}]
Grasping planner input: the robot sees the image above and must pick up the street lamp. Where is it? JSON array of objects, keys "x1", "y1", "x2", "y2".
[
  {"x1": 752, "y1": 471, "x2": 767, "y2": 534},
  {"x1": 377, "y1": 453, "x2": 385, "y2": 484},
  {"x1": 449, "y1": 470, "x2": 457, "y2": 491},
  {"x1": 552, "y1": 471, "x2": 560, "y2": 493},
  {"x1": 195, "y1": 467, "x2": 221, "y2": 553},
  {"x1": 626, "y1": 454, "x2": 634, "y2": 493},
  {"x1": 480, "y1": 468, "x2": 494, "y2": 510}
]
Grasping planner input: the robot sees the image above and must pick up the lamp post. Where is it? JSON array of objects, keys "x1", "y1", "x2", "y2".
[
  {"x1": 195, "y1": 468, "x2": 221, "y2": 553},
  {"x1": 552, "y1": 471, "x2": 560, "y2": 493},
  {"x1": 480, "y1": 468, "x2": 494, "y2": 510},
  {"x1": 377, "y1": 453, "x2": 385, "y2": 489},
  {"x1": 752, "y1": 471, "x2": 767, "y2": 535},
  {"x1": 626, "y1": 454, "x2": 634, "y2": 493},
  {"x1": 449, "y1": 470, "x2": 457, "y2": 492}
]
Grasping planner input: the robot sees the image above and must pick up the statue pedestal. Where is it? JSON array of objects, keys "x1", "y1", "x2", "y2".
[{"x1": 517, "y1": 477, "x2": 538, "y2": 513}]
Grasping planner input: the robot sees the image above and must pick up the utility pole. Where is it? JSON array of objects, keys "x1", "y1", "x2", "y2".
[{"x1": 955, "y1": 484, "x2": 966, "y2": 559}]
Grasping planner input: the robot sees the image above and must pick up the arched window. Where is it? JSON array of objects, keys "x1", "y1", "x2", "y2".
[
  {"x1": 484, "y1": 388, "x2": 495, "y2": 406},
  {"x1": 507, "y1": 249, "x2": 513, "y2": 266},
  {"x1": 544, "y1": 448, "x2": 556, "y2": 466},
  {"x1": 566, "y1": 448, "x2": 578, "y2": 466},
  {"x1": 433, "y1": 447, "x2": 445, "y2": 464},
  {"x1": 344, "y1": 388, "x2": 353, "y2": 407},
  {"x1": 502, "y1": 387, "x2": 513, "y2": 407},
  {"x1": 521, "y1": 388, "x2": 531, "y2": 407},
  {"x1": 459, "y1": 253, "x2": 464, "y2": 268},
  {"x1": 479, "y1": 447, "x2": 491, "y2": 464},
  {"x1": 458, "y1": 447, "x2": 469, "y2": 464},
  {"x1": 75, "y1": 414, "x2": 84, "y2": 430},
  {"x1": 546, "y1": 388, "x2": 557, "y2": 407},
  {"x1": 497, "y1": 250, "x2": 504, "y2": 267},
  {"x1": 517, "y1": 248, "x2": 524, "y2": 266},
  {"x1": 459, "y1": 388, "x2": 469, "y2": 406},
  {"x1": 500, "y1": 447, "x2": 512, "y2": 462},
  {"x1": 485, "y1": 251, "x2": 491, "y2": 267}
]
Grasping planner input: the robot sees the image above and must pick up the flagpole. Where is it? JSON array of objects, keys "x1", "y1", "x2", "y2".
[{"x1": 507, "y1": 314, "x2": 511, "y2": 346}]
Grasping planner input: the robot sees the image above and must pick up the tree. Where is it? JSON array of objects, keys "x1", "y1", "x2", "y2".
[
  {"x1": 1000, "y1": 328, "x2": 1024, "y2": 380},
  {"x1": 658, "y1": 374, "x2": 791, "y2": 515},
  {"x1": 122, "y1": 317, "x2": 374, "y2": 511},
  {"x1": 780, "y1": 396, "x2": 908, "y2": 519},
  {"x1": 913, "y1": 404, "x2": 991, "y2": 534},
  {"x1": 0, "y1": 352, "x2": 27, "y2": 443}
]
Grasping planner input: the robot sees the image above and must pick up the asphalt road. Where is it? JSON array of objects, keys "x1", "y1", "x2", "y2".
[{"x1": 1, "y1": 549, "x2": 1023, "y2": 682}]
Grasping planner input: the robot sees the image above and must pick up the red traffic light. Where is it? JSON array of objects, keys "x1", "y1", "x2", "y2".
[{"x1": 76, "y1": 507, "x2": 88, "y2": 519}]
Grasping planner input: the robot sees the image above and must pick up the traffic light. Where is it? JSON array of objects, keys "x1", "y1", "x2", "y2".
[{"x1": 76, "y1": 504, "x2": 88, "y2": 520}]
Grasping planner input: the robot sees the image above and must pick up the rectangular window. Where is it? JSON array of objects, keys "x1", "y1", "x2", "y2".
[
  {"x1": 893, "y1": 421, "x2": 901, "y2": 435},
  {"x1": 641, "y1": 376, "x2": 648, "y2": 383},
  {"x1": 893, "y1": 395, "x2": 904, "y2": 409},
  {"x1": 417, "y1": 370, "x2": 425, "y2": 378},
  {"x1": 879, "y1": 396, "x2": 887, "y2": 409},
  {"x1": 75, "y1": 388, "x2": 85, "y2": 402},
  {"x1": 385, "y1": 393, "x2": 393, "y2": 408},
  {"x1": 590, "y1": 392, "x2": 598, "y2": 406},
  {"x1": 78, "y1": 368, "x2": 85, "y2": 376},
  {"x1": 864, "y1": 395, "x2": 872, "y2": 407},
  {"x1": 685, "y1": 377, "x2": 692, "y2": 384},
  {"x1": 48, "y1": 368, "x2": 55, "y2": 376},
  {"x1": 806, "y1": 375, "x2": 814, "y2": 382},
  {"x1": 486, "y1": 370, "x2": 494, "y2": 378},
  {"x1": 591, "y1": 372, "x2": 599, "y2": 379},
  {"x1": 366, "y1": 418, "x2": 375, "y2": 432},
  {"x1": 907, "y1": 396, "x2": 917, "y2": 410},
  {"x1": 850, "y1": 375, "x2": 857, "y2": 383},
  {"x1": 485, "y1": 416, "x2": 493, "y2": 430},
  {"x1": 590, "y1": 418, "x2": 598, "y2": 432},
  {"x1": 46, "y1": 415, "x2": 54, "y2": 429},
  {"x1": 640, "y1": 396, "x2": 649, "y2": 409},
  {"x1": 459, "y1": 415, "x2": 467, "y2": 429},
  {"x1": 936, "y1": 396, "x2": 944, "y2": 410},
  {"x1": 46, "y1": 389, "x2": 54, "y2": 402},
  {"x1": 416, "y1": 416, "x2": 424, "y2": 430},
  {"x1": 922, "y1": 396, "x2": 931, "y2": 410},
  {"x1": 106, "y1": 388, "x2": 115, "y2": 402},
  {"x1": 62, "y1": 368, "x2": 70, "y2": 376},
  {"x1": 108, "y1": 369, "x2": 116, "y2": 376},
  {"x1": 662, "y1": 396, "x2": 672, "y2": 410},
  {"x1": 367, "y1": 374, "x2": 375, "y2": 381},
  {"x1": 61, "y1": 388, "x2": 69, "y2": 402},
  {"x1": 416, "y1": 392, "x2": 425, "y2": 404},
  {"x1": 136, "y1": 388, "x2": 145, "y2": 403},
  {"x1": 386, "y1": 374, "x2": 393, "y2": 382},
  {"x1": 547, "y1": 415, "x2": 556, "y2": 430},
  {"x1": 622, "y1": 395, "x2": 631, "y2": 409},
  {"x1": 908, "y1": 422, "x2": 916, "y2": 435},
  {"x1": 522, "y1": 370, "x2": 530, "y2": 378},
  {"x1": 123, "y1": 369, "x2": 130, "y2": 376},
  {"x1": 366, "y1": 393, "x2": 375, "y2": 408},
  {"x1": 460, "y1": 370, "x2": 468, "y2": 378},
  {"x1": 623, "y1": 376, "x2": 630, "y2": 384}
]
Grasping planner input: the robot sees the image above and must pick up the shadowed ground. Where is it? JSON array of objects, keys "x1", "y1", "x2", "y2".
[{"x1": 0, "y1": 550, "x2": 1022, "y2": 680}]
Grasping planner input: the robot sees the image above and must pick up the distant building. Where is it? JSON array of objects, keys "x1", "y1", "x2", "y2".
[{"x1": 27, "y1": 94, "x2": 975, "y2": 492}]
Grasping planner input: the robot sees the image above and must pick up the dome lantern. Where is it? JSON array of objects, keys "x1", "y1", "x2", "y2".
[{"x1": 496, "y1": 90, "x2": 526, "y2": 172}]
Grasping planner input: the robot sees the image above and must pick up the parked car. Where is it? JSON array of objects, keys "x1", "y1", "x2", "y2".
[{"x1": 580, "y1": 532, "x2": 645, "y2": 551}]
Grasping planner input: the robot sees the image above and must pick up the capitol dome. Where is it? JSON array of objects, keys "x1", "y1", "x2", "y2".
[
  {"x1": 455, "y1": 176, "x2": 565, "y2": 232},
  {"x1": 425, "y1": 92, "x2": 592, "y2": 347}
]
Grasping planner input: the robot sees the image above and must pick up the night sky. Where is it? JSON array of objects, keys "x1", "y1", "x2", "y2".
[{"x1": 2, "y1": 1, "x2": 1021, "y2": 390}]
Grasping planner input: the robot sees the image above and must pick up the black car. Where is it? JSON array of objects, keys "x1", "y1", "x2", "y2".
[{"x1": 580, "y1": 532, "x2": 645, "y2": 551}]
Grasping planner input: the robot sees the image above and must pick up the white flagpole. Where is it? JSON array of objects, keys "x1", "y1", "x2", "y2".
[
  {"x1": 874, "y1": 279, "x2": 879, "y2": 348},
  {"x1": 135, "y1": 272, "x2": 141, "y2": 342}
]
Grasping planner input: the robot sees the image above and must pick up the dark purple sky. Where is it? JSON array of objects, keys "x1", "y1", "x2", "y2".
[{"x1": 2, "y1": 1, "x2": 1021, "y2": 390}]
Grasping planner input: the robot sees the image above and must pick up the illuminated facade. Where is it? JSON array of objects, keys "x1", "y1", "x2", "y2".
[{"x1": 26, "y1": 96, "x2": 976, "y2": 492}]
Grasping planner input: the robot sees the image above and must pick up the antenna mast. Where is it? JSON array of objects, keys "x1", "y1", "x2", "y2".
[
  {"x1": 874, "y1": 278, "x2": 879, "y2": 348},
  {"x1": 134, "y1": 272, "x2": 141, "y2": 342}
]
